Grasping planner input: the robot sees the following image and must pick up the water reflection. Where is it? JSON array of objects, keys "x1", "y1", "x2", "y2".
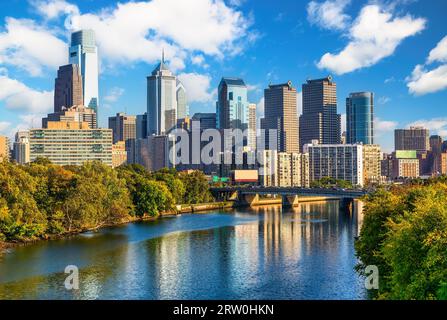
[{"x1": 0, "y1": 201, "x2": 365, "y2": 300}]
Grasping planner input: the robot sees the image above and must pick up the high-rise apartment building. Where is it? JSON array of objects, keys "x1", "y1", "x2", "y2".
[
  {"x1": 394, "y1": 127, "x2": 429, "y2": 153},
  {"x1": 248, "y1": 103, "x2": 257, "y2": 151},
  {"x1": 147, "y1": 54, "x2": 177, "y2": 135},
  {"x1": 363, "y1": 144, "x2": 381, "y2": 185},
  {"x1": 108, "y1": 113, "x2": 137, "y2": 144},
  {"x1": 259, "y1": 150, "x2": 278, "y2": 187},
  {"x1": 29, "y1": 121, "x2": 112, "y2": 166},
  {"x1": 263, "y1": 82, "x2": 299, "y2": 153},
  {"x1": 69, "y1": 30, "x2": 99, "y2": 114},
  {"x1": 112, "y1": 141, "x2": 127, "y2": 168},
  {"x1": 278, "y1": 152, "x2": 292, "y2": 187},
  {"x1": 306, "y1": 143, "x2": 364, "y2": 187},
  {"x1": 176, "y1": 80, "x2": 188, "y2": 120},
  {"x1": 299, "y1": 76, "x2": 341, "y2": 151},
  {"x1": 13, "y1": 131, "x2": 30, "y2": 165},
  {"x1": 54, "y1": 64, "x2": 84, "y2": 113},
  {"x1": 346, "y1": 92, "x2": 374, "y2": 144},
  {"x1": 216, "y1": 77, "x2": 248, "y2": 131},
  {"x1": 0, "y1": 136, "x2": 10, "y2": 162}
]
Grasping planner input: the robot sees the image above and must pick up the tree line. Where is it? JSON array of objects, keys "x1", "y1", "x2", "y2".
[
  {"x1": 0, "y1": 159, "x2": 212, "y2": 242},
  {"x1": 355, "y1": 176, "x2": 447, "y2": 300}
]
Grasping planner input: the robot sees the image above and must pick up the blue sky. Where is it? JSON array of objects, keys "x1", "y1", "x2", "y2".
[{"x1": 1, "y1": 0, "x2": 446, "y2": 152}]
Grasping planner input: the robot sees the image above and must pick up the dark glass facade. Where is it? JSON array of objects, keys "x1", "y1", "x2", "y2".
[{"x1": 346, "y1": 92, "x2": 374, "y2": 144}]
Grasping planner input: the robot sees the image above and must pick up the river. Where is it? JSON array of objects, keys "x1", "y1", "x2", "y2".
[{"x1": 0, "y1": 201, "x2": 366, "y2": 300}]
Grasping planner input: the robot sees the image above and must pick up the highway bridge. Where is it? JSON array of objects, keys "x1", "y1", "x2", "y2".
[{"x1": 210, "y1": 187, "x2": 368, "y2": 211}]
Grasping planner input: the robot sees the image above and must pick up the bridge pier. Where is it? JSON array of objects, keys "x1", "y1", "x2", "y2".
[
  {"x1": 282, "y1": 195, "x2": 300, "y2": 207},
  {"x1": 239, "y1": 194, "x2": 260, "y2": 207},
  {"x1": 339, "y1": 198, "x2": 354, "y2": 214}
]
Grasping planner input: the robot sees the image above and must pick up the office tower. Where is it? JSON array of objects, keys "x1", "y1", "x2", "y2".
[
  {"x1": 346, "y1": 92, "x2": 374, "y2": 144},
  {"x1": 69, "y1": 30, "x2": 99, "y2": 113},
  {"x1": 392, "y1": 151, "x2": 419, "y2": 179},
  {"x1": 394, "y1": 127, "x2": 429, "y2": 153},
  {"x1": 147, "y1": 54, "x2": 177, "y2": 135},
  {"x1": 306, "y1": 142, "x2": 364, "y2": 187},
  {"x1": 263, "y1": 81, "x2": 298, "y2": 153},
  {"x1": 112, "y1": 141, "x2": 127, "y2": 168},
  {"x1": 176, "y1": 80, "x2": 188, "y2": 120},
  {"x1": 54, "y1": 64, "x2": 84, "y2": 113},
  {"x1": 0, "y1": 136, "x2": 10, "y2": 162},
  {"x1": 136, "y1": 113, "x2": 148, "y2": 139},
  {"x1": 43, "y1": 105, "x2": 97, "y2": 129},
  {"x1": 429, "y1": 135, "x2": 444, "y2": 175},
  {"x1": 248, "y1": 103, "x2": 257, "y2": 151},
  {"x1": 13, "y1": 131, "x2": 30, "y2": 164},
  {"x1": 192, "y1": 113, "x2": 217, "y2": 130},
  {"x1": 299, "y1": 76, "x2": 341, "y2": 151},
  {"x1": 278, "y1": 152, "x2": 292, "y2": 187},
  {"x1": 259, "y1": 150, "x2": 277, "y2": 187},
  {"x1": 29, "y1": 121, "x2": 112, "y2": 166},
  {"x1": 381, "y1": 154, "x2": 394, "y2": 180},
  {"x1": 108, "y1": 113, "x2": 137, "y2": 144},
  {"x1": 363, "y1": 144, "x2": 381, "y2": 185},
  {"x1": 216, "y1": 77, "x2": 248, "y2": 130}
]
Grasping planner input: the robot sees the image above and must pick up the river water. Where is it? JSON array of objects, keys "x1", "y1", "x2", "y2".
[{"x1": 0, "y1": 201, "x2": 366, "y2": 300}]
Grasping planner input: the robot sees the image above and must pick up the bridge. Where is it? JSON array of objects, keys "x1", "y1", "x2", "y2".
[{"x1": 210, "y1": 187, "x2": 368, "y2": 212}]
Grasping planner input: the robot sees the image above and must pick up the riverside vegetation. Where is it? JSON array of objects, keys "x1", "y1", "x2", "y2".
[
  {"x1": 0, "y1": 159, "x2": 212, "y2": 244},
  {"x1": 356, "y1": 177, "x2": 447, "y2": 300}
]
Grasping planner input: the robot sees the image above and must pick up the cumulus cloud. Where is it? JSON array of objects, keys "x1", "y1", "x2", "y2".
[
  {"x1": 407, "y1": 118, "x2": 447, "y2": 138},
  {"x1": 0, "y1": 121, "x2": 11, "y2": 133},
  {"x1": 104, "y1": 87, "x2": 125, "y2": 103},
  {"x1": 307, "y1": 0, "x2": 351, "y2": 31},
  {"x1": 0, "y1": 17, "x2": 67, "y2": 76},
  {"x1": 0, "y1": 75, "x2": 53, "y2": 113},
  {"x1": 407, "y1": 35, "x2": 447, "y2": 95},
  {"x1": 317, "y1": 4, "x2": 426, "y2": 75},
  {"x1": 31, "y1": 0, "x2": 79, "y2": 20},
  {"x1": 375, "y1": 117, "x2": 398, "y2": 134},
  {"x1": 177, "y1": 73, "x2": 215, "y2": 103}
]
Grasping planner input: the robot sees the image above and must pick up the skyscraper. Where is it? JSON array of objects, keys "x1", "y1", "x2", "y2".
[
  {"x1": 346, "y1": 92, "x2": 374, "y2": 144},
  {"x1": 54, "y1": 64, "x2": 84, "y2": 113},
  {"x1": 394, "y1": 127, "x2": 429, "y2": 153},
  {"x1": 263, "y1": 81, "x2": 299, "y2": 153},
  {"x1": 216, "y1": 77, "x2": 248, "y2": 130},
  {"x1": 248, "y1": 103, "x2": 257, "y2": 151},
  {"x1": 192, "y1": 113, "x2": 217, "y2": 131},
  {"x1": 136, "y1": 113, "x2": 148, "y2": 139},
  {"x1": 299, "y1": 76, "x2": 341, "y2": 151},
  {"x1": 147, "y1": 53, "x2": 177, "y2": 135},
  {"x1": 176, "y1": 80, "x2": 188, "y2": 120},
  {"x1": 69, "y1": 30, "x2": 99, "y2": 115}
]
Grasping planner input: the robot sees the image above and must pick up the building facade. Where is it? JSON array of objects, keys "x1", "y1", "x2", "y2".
[
  {"x1": 394, "y1": 127, "x2": 429, "y2": 153},
  {"x1": 362, "y1": 144, "x2": 381, "y2": 185},
  {"x1": 299, "y1": 76, "x2": 341, "y2": 151},
  {"x1": 306, "y1": 143, "x2": 364, "y2": 187},
  {"x1": 216, "y1": 77, "x2": 249, "y2": 131},
  {"x1": 248, "y1": 103, "x2": 257, "y2": 151},
  {"x1": 136, "y1": 113, "x2": 148, "y2": 139},
  {"x1": 112, "y1": 141, "x2": 127, "y2": 168},
  {"x1": 259, "y1": 150, "x2": 278, "y2": 187},
  {"x1": 192, "y1": 113, "x2": 217, "y2": 131},
  {"x1": 147, "y1": 55, "x2": 177, "y2": 135},
  {"x1": 0, "y1": 136, "x2": 10, "y2": 162},
  {"x1": 29, "y1": 121, "x2": 112, "y2": 166},
  {"x1": 13, "y1": 131, "x2": 30, "y2": 165},
  {"x1": 176, "y1": 80, "x2": 188, "y2": 120},
  {"x1": 69, "y1": 30, "x2": 99, "y2": 114},
  {"x1": 43, "y1": 105, "x2": 97, "y2": 129},
  {"x1": 263, "y1": 81, "x2": 299, "y2": 153},
  {"x1": 108, "y1": 113, "x2": 137, "y2": 144},
  {"x1": 278, "y1": 152, "x2": 292, "y2": 187},
  {"x1": 54, "y1": 64, "x2": 84, "y2": 113},
  {"x1": 346, "y1": 92, "x2": 374, "y2": 144}
]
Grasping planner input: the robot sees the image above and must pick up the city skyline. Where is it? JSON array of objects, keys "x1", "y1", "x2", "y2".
[{"x1": 0, "y1": 0, "x2": 447, "y2": 153}]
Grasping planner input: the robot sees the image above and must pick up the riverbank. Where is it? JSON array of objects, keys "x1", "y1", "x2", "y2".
[{"x1": 0, "y1": 201, "x2": 235, "y2": 254}]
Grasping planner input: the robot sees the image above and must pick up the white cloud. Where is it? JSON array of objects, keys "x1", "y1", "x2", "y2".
[
  {"x1": 375, "y1": 118, "x2": 398, "y2": 134},
  {"x1": 0, "y1": 121, "x2": 11, "y2": 133},
  {"x1": 317, "y1": 4, "x2": 426, "y2": 75},
  {"x1": 406, "y1": 35, "x2": 447, "y2": 95},
  {"x1": 407, "y1": 64, "x2": 447, "y2": 96},
  {"x1": 177, "y1": 73, "x2": 215, "y2": 103},
  {"x1": 31, "y1": 0, "x2": 79, "y2": 20},
  {"x1": 407, "y1": 118, "x2": 447, "y2": 138},
  {"x1": 0, "y1": 75, "x2": 53, "y2": 113},
  {"x1": 377, "y1": 96, "x2": 391, "y2": 105},
  {"x1": 0, "y1": 18, "x2": 67, "y2": 76},
  {"x1": 104, "y1": 87, "x2": 125, "y2": 103},
  {"x1": 32, "y1": 0, "x2": 254, "y2": 71},
  {"x1": 427, "y1": 35, "x2": 447, "y2": 64},
  {"x1": 307, "y1": 0, "x2": 351, "y2": 31}
]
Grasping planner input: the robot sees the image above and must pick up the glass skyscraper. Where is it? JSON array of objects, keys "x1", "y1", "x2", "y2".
[
  {"x1": 69, "y1": 30, "x2": 99, "y2": 117},
  {"x1": 346, "y1": 92, "x2": 374, "y2": 144},
  {"x1": 216, "y1": 77, "x2": 249, "y2": 130}
]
